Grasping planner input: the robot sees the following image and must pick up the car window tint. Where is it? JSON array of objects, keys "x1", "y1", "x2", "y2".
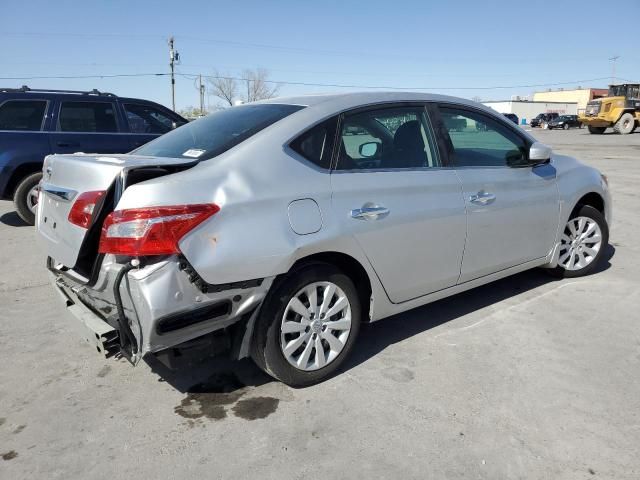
[
  {"x1": 124, "y1": 103, "x2": 182, "y2": 134},
  {"x1": 0, "y1": 100, "x2": 47, "y2": 131},
  {"x1": 134, "y1": 103, "x2": 304, "y2": 160},
  {"x1": 290, "y1": 118, "x2": 336, "y2": 169},
  {"x1": 59, "y1": 102, "x2": 118, "y2": 132},
  {"x1": 336, "y1": 107, "x2": 439, "y2": 170},
  {"x1": 439, "y1": 107, "x2": 527, "y2": 167}
]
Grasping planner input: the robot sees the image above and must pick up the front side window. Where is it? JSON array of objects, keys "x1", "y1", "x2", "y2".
[
  {"x1": 290, "y1": 118, "x2": 337, "y2": 169},
  {"x1": 0, "y1": 100, "x2": 47, "y2": 131},
  {"x1": 439, "y1": 106, "x2": 528, "y2": 167},
  {"x1": 134, "y1": 103, "x2": 304, "y2": 160},
  {"x1": 58, "y1": 102, "x2": 118, "y2": 132},
  {"x1": 336, "y1": 106, "x2": 439, "y2": 170},
  {"x1": 124, "y1": 103, "x2": 184, "y2": 134}
]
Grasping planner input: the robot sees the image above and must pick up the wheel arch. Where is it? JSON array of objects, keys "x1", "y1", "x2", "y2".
[
  {"x1": 572, "y1": 191, "x2": 605, "y2": 216},
  {"x1": 288, "y1": 251, "x2": 373, "y2": 322},
  {"x1": 2, "y1": 162, "x2": 43, "y2": 199}
]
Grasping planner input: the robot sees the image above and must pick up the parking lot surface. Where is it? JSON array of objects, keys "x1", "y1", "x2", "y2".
[{"x1": 1, "y1": 128, "x2": 639, "y2": 479}]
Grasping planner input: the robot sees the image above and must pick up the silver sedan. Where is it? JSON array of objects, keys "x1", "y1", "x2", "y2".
[{"x1": 37, "y1": 92, "x2": 611, "y2": 386}]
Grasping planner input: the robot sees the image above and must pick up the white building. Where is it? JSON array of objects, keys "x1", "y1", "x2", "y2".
[{"x1": 482, "y1": 100, "x2": 578, "y2": 125}]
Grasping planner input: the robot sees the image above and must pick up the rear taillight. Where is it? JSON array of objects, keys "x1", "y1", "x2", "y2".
[
  {"x1": 98, "y1": 204, "x2": 219, "y2": 256},
  {"x1": 68, "y1": 190, "x2": 106, "y2": 228}
]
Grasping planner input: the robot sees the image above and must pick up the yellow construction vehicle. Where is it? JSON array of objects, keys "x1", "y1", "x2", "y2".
[{"x1": 580, "y1": 84, "x2": 640, "y2": 134}]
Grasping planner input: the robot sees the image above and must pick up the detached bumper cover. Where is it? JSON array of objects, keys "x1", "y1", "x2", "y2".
[{"x1": 48, "y1": 256, "x2": 275, "y2": 361}]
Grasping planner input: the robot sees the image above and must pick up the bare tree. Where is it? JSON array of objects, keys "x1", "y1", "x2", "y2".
[
  {"x1": 242, "y1": 68, "x2": 280, "y2": 103},
  {"x1": 208, "y1": 70, "x2": 237, "y2": 107}
]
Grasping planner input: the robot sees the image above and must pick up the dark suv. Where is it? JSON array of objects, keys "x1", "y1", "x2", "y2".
[
  {"x1": 530, "y1": 112, "x2": 559, "y2": 128},
  {"x1": 548, "y1": 115, "x2": 582, "y2": 130},
  {"x1": 0, "y1": 87, "x2": 186, "y2": 224}
]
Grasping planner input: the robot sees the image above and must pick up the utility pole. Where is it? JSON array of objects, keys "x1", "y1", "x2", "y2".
[
  {"x1": 168, "y1": 36, "x2": 179, "y2": 111},
  {"x1": 198, "y1": 74, "x2": 205, "y2": 115},
  {"x1": 609, "y1": 55, "x2": 620, "y2": 85}
]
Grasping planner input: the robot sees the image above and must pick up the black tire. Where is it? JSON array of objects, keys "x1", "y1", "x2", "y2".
[
  {"x1": 563, "y1": 123, "x2": 569, "y2": 130},
  {"x1": 579, "y1": 123, "x2": 583, "y2": 129},
  {"x1": 546, "y1": 205, "x2": 609, "y2": 278},
  {"x1": 252, "y1": 263, "x2": 361, "y2": 387},
  {"x1": 588, "y1": 126, "x2": 606, "y2": 134},
  {"x1": 13, "y1": 172, "x2": 42, "y2": 225},
  {"x1": 613, "y1": 112, "x2": 635, "y2": 134}
]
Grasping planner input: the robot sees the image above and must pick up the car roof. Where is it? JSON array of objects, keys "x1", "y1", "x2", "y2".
[{"x1": 256, "y1": 91, "x2": 483, "y2": 109}]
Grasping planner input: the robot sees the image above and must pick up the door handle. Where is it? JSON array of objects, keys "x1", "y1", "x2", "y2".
[
  {"x1": 469, "y1": 191, "x2": 496, "y2": 205},
  {"x1": 351, "y1": 205, "x2": 390, "y2": 220}
]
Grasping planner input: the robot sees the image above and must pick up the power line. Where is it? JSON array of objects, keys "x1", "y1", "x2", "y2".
[{"x1": 0, "y1": 72, "x2": 614, "y2": 91}]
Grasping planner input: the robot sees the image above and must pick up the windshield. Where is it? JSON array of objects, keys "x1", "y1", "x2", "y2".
[
  {"x1": 133, "y1": 103, "x2": 305, "y2": 160},
  {"x1": 609, "y1": 85, "x2": 627, "y2": 97}
]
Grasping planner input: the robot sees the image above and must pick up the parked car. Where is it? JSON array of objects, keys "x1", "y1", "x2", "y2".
[
  {"x1": 530, "y1": 112, "x2": 559, "y2": 128},
  {"x1": 36, "y1": 92, "x2": 611, "y2": 387},
  {"x1": 503, "y1": 113, "x2": 519, "y2": 125},
  {"x1": 0, "y1": 86, "x2": 187, "y2": 224},
  {"x1": 548, "y1": 115, "x2": 583, "y2": 130}
]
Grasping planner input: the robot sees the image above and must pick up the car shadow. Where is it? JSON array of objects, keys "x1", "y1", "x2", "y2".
[
  {"x1": 342, "y1": 244, "x2": 614, "y2": 375},
  {"x1": 147, "y1": 244, "x2": 615, "y2": 392},
  {"x1": 0, "y1": 211, "x2": 30, "y2": 227}
]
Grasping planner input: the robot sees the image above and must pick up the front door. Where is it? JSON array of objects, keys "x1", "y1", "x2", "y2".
[
  {"x1": 48, "y1": 100, "x2": 132, "y2": 155},
  {"x1": 330, "y1": 105, "x2": 467, "y2": 304},
  {"x1": 436, "y1": 105, "x2": 559, "y2": 283}
]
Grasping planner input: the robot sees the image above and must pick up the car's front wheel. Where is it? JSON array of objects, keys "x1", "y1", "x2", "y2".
[
  {"x1": 252, "y1": 263, "x2": 361, "y2": 387},
  {"x1": 13, "y1": 172, "x2": 42, "y2": 225},
  {"x1": 548, "y1": 205, "x2": 609, "y2": 278}
]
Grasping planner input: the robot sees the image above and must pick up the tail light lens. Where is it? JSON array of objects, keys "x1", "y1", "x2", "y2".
[
  {"x1": 68, "y1": 190, "x2": 106, "y2": 228},
  {"x1": 98, "y1": 204, "x2": 219, "y2": 256}
]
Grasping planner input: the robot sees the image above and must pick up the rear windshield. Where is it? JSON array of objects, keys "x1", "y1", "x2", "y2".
[{"x1": 133, "y1": 103, "x2": 304, "y2": 160}]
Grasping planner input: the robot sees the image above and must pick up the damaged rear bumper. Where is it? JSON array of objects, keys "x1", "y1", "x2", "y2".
[{"x1": 48, "y1": 256, "x2": 274, "y2": 363}]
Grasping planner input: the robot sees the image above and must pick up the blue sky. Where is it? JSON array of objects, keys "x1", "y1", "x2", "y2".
[{"x1": 2, "y1": 0, "x2": 639, "y2": 111}]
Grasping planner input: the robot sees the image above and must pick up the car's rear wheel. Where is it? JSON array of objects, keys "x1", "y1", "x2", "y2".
[
  {"x1": 613, "y1": 113, "x2": 635, "y2": 135},
  {"x1": 13, "y1": 172, "x2": 42, "y2": 225},
  {"x1": 547, "y1": 205, "x2": 608, "y2": 278},
  {"x1": 588, "y1": 126, "x2": 606, "y2": 134},
  {"x1": 252, "y1": 263, "x2": 361, "y2": 387}
]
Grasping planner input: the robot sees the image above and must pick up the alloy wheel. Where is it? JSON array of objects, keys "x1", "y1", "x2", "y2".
[
  {"x1": 27, "y1": 184, "x2": 40, "y2": 214},
  {"x1": 279, "y1": 281, "x2": 352, "y2": 371},
  {"x1": 558, "y1": 216, "x2": 603, "y2": 271}
]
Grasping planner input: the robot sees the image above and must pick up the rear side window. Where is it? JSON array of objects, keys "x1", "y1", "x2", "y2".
[
  {"x1": 58, "y1": 101, "x2": 118, "y2": 132},
  {"x1": 134, "y1": 103, "x2": 304, "y2": 160},
  {"x1": 290, "y1": 118, "x2": 337, "y2": 169},
  {"x1": 124, "y1": 103, "x2": 184, "y2": 134},
  {"x1": 0, "y1": 100, "x2": 47, "y2": 131}
]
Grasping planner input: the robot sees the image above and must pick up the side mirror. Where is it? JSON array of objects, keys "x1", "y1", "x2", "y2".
[
  {"x1": 359, "y1": 142, "x2": 380, "y2": 158},
  {"x1": 529, "y1": 142, "x2": 552, "y2": 165}
]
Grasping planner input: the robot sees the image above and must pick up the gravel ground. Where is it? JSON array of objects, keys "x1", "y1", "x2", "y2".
[{"x1": 0, "y1": 127, "x2": 639, "y2": 479}]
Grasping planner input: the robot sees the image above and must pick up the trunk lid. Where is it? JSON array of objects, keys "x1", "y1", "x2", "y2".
[{"x1": 37, "y1": 153, "x2": 196, "y2": 269}]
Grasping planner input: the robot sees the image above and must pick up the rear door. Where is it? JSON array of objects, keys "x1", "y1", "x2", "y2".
[
  {"x1": 0, "y1": 98, "x2": 52, "y2": 196},
  {"x1": 48, "y1": 100, "x2": 132, "y2": 155},
  {"x1": 330, "y1": 104, "x2": 467, "y2": 303},
  {"x1": 122, "y1": 102, "x2": 185, "y2": 150},
  {"x1": 435, "y1": 104, "x2": 559, "y2": 283}
]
